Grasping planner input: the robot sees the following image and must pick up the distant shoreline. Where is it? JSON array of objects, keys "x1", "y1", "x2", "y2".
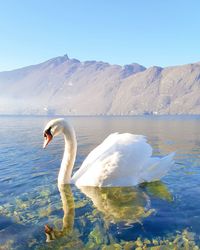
[{"x1": 0, "y1": 114, "x2": 200, "y2": 120}]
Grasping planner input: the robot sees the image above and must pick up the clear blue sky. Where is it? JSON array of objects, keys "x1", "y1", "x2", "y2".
[{"x1": 0, "y1": 0, "x2": 200, "y2": 71}]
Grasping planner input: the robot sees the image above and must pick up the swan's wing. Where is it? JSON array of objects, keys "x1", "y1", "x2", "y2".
[
  {"x1": 71, "y1": 133, "x2": 152, "y2": 187},
  {"x1": 72, "y1": 133, "x2": 119, "y2": 183},
  {"x1": 139, "y1": 152, "x2": 175, "y2": 182}
]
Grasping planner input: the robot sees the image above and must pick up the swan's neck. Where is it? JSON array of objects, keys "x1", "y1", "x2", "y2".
[{"x1": 58, "y1": 124, "x2": 77, "y2": 185}]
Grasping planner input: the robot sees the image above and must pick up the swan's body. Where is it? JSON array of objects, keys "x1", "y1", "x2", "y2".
[{"x1": 43, "y1": 118, "x2": 175, "y2": 187}]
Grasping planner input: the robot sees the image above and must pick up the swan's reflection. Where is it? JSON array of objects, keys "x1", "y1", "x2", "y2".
[
  {"x1": 140, "y1": 181, "x2": 173, "y2": 202},
  {"x1": 80, "y1": 181, "x2": 172, "y2": 225},
  {"x1": 80, "y1": 186, "x2": 152, "y2": 225},
  {"x1": 45, "y1": 185, "x2": 75, "y2": 242},
  {"x1": 45, "y1": 181, "x2": 171, "y2": 242}
]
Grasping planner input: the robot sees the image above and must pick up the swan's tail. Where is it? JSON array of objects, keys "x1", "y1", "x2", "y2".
[
  {"x1": 140, "y1": 152, "x2": 175, "y2": 183},
  {"x1": 161, "y1": 152, "x2": 175, "y2": 172},
  {"x1": 162, "y1": 152, "x2": 175, "y2": 165}
]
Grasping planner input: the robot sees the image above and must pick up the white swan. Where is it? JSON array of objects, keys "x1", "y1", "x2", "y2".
[{"x1": 43, "y1": 118, "x2": 175, "y2": 187}]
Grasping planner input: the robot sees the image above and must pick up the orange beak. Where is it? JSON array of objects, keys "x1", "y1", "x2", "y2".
[{"x1": 43, "y1": 133, "x2": 53, "y2": 148}]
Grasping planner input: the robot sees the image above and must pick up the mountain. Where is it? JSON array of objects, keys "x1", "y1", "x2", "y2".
[{"x1": 0, "y1": 54, "x2": 200, "y2": 115}]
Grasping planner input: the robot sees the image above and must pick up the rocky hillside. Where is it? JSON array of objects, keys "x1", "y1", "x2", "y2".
[{"x1": 0, "y1": 54, "x2": 199, "y2": 115}]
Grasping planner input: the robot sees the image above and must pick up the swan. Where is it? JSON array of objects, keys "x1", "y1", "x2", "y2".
[{"x1": 43, "y1": 118, "x2": 175, "y2": 187}]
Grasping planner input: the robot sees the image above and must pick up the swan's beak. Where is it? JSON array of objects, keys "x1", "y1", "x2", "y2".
[{"x1": 43, "y1": 133, "x2": 53, "y2": 148}]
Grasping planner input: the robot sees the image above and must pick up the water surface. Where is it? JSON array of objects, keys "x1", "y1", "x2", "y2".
[{"x1": 0, "y1": 116, "x2": 200, "y2": 249}]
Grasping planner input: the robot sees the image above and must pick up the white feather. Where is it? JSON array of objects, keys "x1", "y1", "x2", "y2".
[
  {"x1": 44, "y1": 119, "x2": 175, "y2": 187},
  {"x1": 71, "y1": 133, "x2": 174, "y2": 187}
]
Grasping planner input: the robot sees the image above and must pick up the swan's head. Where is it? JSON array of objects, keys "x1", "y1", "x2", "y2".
[{"x1": 43, "y1": 118, "x2": 66, "y2": 148}]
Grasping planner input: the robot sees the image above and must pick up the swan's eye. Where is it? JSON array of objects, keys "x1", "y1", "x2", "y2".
[
  {"x1": 44, "y1": 127, "x2": 52, "y2": 137},
  {"x1": 43, "y1": 126, "x2": 53, "y2": 148}
]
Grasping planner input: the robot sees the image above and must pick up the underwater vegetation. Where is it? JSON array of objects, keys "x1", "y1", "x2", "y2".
[
  {"x1": 1, "y1": 116, "x2": 200, "y2": 249},
  {"x1": 82, "y1": 228, "x2": 199, "y2": 250},
  {"x1": 0, "y1": 182, "x2": 200, "y2": 249}
]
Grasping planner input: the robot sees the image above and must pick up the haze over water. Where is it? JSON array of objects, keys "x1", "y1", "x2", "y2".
[{"x1": 0, "y1": 115, "x2": 200, "y2": 249}]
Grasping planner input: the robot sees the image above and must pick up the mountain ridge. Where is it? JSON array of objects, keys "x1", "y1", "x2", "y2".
[{"x1": 0, "y1": 55, "x2": 199, "y2": 115}]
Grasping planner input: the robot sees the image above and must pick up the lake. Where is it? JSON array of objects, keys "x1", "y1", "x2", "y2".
[{"x1": 0, "y1": 115, "x2": 200, "y2": 249}]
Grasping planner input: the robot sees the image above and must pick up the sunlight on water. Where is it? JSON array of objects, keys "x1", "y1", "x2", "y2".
[{"x1": 0, "y1": 115, "x2": 200, "y2": 249}]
